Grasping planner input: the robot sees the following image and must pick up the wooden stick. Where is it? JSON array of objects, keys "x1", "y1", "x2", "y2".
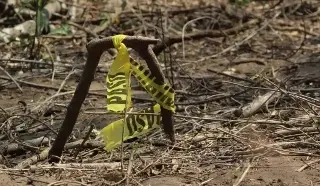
[{"x1": 48, "y1": 36, "x2": 175, "y2": 163}]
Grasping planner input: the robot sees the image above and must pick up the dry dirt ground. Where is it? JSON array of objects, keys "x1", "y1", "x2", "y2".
[{"x1": 1, "y1": 0, "x2": 320, "y2": 185}]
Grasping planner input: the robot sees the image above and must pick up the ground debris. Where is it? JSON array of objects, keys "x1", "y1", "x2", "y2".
[{"x1": 1, "y1": 0, "x2": 320, "y2": 185}]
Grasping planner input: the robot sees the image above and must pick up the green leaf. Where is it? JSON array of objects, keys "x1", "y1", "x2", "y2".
[
  {"x1": 121, "y1": 0, "x2": 127, "y2": 10},
  {"x1": 49, "y1": 24, "x2": 72, "y2": 35},
  {"x1": 35, "y1": 9, "x2": 48, "y2": 35}
]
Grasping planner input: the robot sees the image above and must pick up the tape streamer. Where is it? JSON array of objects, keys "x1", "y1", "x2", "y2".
[
  {"x1": 106, "y1": 35, "x2": 132, "y2": 112},
  {"x1": 99, "y1": 104, "x2": 161, "y2": 152},
  {"x1": 101, "y1": 34, "x2": 176, "y2": 152},
  {"x1": 129, "y1": 58, "x2": 176, "y2": 112}
]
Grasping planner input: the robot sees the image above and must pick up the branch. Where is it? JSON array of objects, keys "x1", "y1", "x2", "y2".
[
  {"x1": 152, "y1": 19, "x2": 260, "y2": 55},
  {"x1": 238, "y1": 91, "x2": 282, "y2": 118},
  {"x1": 136, "y1": 45, "x2": 175, "y2": 142}
]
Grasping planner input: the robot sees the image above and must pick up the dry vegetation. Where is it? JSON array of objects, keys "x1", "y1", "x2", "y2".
[{"x1": 1, "y1": 0, "x2": 320, "y2": 185}]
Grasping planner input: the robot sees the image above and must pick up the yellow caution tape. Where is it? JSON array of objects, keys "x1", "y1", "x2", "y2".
[
  {"x1": 130, "y1": 58, "x2": 176, "y2": 112},
  {"x1": 106, "y1": 35, "x2": 132, "y2": 112},
  {"x1": 101, "y1": 34, "x2": 176, "y2": 152},
  {"x1": 99, "y1": 104, "x2": 161, "y2": 152}
]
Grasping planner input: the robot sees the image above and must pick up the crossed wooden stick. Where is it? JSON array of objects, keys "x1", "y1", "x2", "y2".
[{"x1": 48, "y1": 36, "x2": 175, "y2": 163}]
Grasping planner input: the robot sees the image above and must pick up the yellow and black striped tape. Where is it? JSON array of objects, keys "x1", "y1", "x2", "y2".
[
  {"x1": 130, "y1": 58, "x2": 176, "y2": 112},
  {"x1": 101, "y1": 34, "x2": 176, "y2": 152},
  {"x1": 106, "y1": 35, "x2": 132, "y2": 112},
  {"x1": 99, "y1": 104, "x2": 161, "y2": 151}
]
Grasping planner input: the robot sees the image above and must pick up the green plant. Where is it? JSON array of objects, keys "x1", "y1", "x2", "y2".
[
  {"x1": 232, "y1": 0, "x2": 252, "y2": 6},
  {"x1": 21, "y1": 0, "x2": 49, "y2": 59},
  {"x1": 49, "y1": 23, "x2": 71, "y2": 35}
]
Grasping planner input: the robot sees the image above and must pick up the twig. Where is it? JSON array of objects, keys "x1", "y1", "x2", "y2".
[
  {"x1": 14, "y1": 148, "x2": 50, "y2": 169},
  {"x1": 0, "y1": 76, "x2": 154, "y2": 102},
  {"x1": 176, "y1": 86, "x2": 251, "y2": 105},
  {"x1": 153, "y1": 19, "x2": 260, "y2": 55},
  {"x1": 182, "y1": 16, "x2": 215, "y2": 60},
  {"x1": 121, "y1": 76, "x2": 132, "y2": 172},
  {"x1": 84, "y1": 110, "x2": 309, "y2": 127},
  {"x1": 199, "y1": 178, "x2": 214, "y2": 186},
  {"x1": 40, "y1": 44, "x2": 56, "y2": 81},
  {"x1": 73, "y1": 124, "x2": 94, "y2": 158},
  {"x1": 297, "y1": 159, "x2": 320, "y2": 172},
  {"x1": 6, "y1": 172, "x2": 50, "y2": 184},
  {"x1": 240, "y1": 90, "x2": 281, "y2": 118},
  {"x1": 235, "y1": 141, "x2": 320, "y2": 156},
  {"x1": 233, "y1": 161, "x2": 252, "y2": 186},
  {"x1": 0, "y1": 76, "x2": 65, "y2": 90},
  {"x1": 192, "y1": 12, "x2": 281, "y2": 63},
  {"x1": 0, "y1": 136, "x2": 49, "y2": 154},
  {"x1": 207, "y1": 68, "x2": 256, "y2": 84},
  {"x1": 271, "y1": 24, "x2": 319, "y2": 37},
  {"x1": 31, "y1": 162, "x2": 121, "y2": 170},
  {"x1": 31, "y1": 90, "x2": 75, "y2": 112},
  {"x1": 15, "y1": 139, "x2": 104, "y2": 169},
  {"x1": 47, "y1": 180, "x2": 89, "y2": 186},
  {"x1": 67, "y1": 21, "x2": 99, "y2": 38},
  {"x1": 14, "y1": 114, "x2": 58, "y2": 136},
  {"x1": 274, "y1": 127, "x2": 319, "y2": 136},
  {"x1": 126, "y1": 148, "x2": 135, "y2": 186},
  {"x1": 0, "y1": 66, "x2": 22, "y2": 92},
  {"x1": 56, "y1": 69, "x2": 76, "y2": 94}
]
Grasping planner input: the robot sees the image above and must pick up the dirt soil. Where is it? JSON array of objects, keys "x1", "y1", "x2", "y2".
[{"x1": 1, "y1": 0, "x2": 320, "y2": 185}]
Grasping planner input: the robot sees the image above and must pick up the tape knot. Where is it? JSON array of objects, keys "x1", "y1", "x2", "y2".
[{"x1": 112, "y1": 34, "x2": 127, "y2": 50}]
